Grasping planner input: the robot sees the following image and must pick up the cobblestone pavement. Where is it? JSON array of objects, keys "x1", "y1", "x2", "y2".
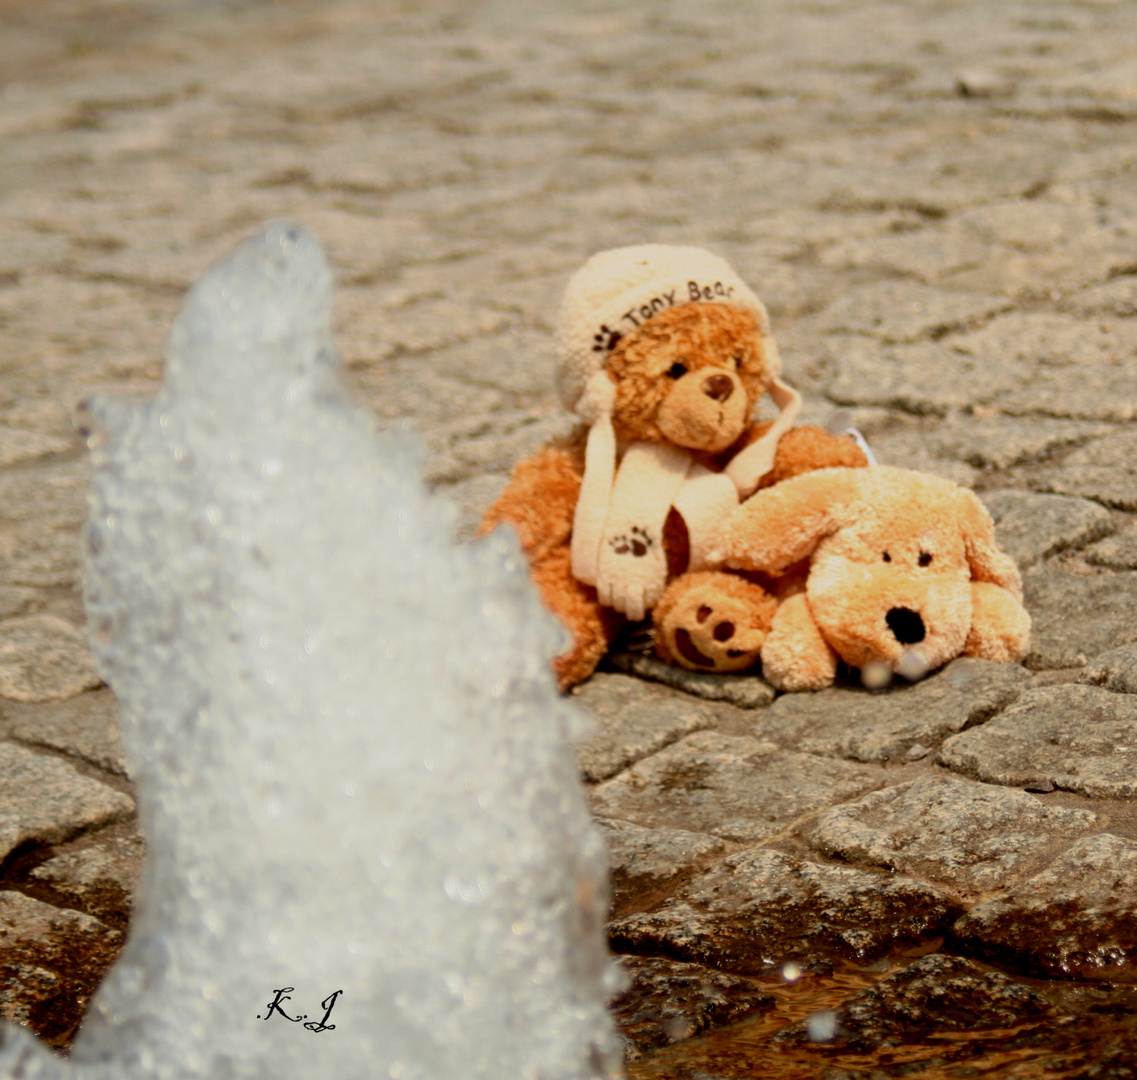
[{"x1": 3, "y1": 0, "x2": 1137, "y2": 1071}]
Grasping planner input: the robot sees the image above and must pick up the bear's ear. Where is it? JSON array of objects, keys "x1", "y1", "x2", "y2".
[
  {"x1": 718, "y1": 467, "x2": 859, "y2": 574},
  {"x1": 957, "y1": 489, "x2": 1023, "y2": 600}
]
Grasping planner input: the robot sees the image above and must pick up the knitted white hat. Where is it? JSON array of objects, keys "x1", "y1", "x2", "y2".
[{"x1": 556, "y1": 244, "x2": 777, "y2": 419}]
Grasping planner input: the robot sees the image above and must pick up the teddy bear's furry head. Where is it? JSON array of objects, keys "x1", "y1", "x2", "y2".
[
  {"x1": 604, "y1": 303, "x2": 773, "y2": 453},
  {"x1": 720, "y1": 465, "x2": 1029, "y2": 684}
]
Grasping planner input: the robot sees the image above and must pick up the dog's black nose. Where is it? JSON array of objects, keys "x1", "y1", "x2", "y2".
[
  {"x1": 886, "y1": 606, "x2": 926, "y2": 645},
  {"x1": 702, "y1": 373, "x2": 734, "y2": 402}
]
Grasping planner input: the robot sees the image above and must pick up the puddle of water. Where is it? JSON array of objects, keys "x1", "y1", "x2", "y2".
[{"x1": 623, "y1": 959, "x2": 1125, "y2": 1080}]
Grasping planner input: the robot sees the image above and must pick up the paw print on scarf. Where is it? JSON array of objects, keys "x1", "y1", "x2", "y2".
[{"x1": 610, "y1": 525, "x2": 653, "y2": 558}]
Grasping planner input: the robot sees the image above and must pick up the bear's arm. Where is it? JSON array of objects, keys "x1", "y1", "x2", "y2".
[{"x1": 477, "y1": 434, "x2": 587, "y2": 562}]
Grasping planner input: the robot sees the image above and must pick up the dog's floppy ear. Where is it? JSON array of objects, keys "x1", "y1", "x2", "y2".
[
  {"x1": 957, "y1": 488, "x2": 1023, "y2": 600},
  {"x1": 717, "y1": 467, "x2": 860, "y2": 574}
]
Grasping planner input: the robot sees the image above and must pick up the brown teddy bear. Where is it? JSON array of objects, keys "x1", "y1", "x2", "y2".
[
  {"x1": 713, "y1": 464, "x2": 1032, "y2": 691},
  {"x1": 479, "y1": 244, "x2": 865, "y2": 689}
]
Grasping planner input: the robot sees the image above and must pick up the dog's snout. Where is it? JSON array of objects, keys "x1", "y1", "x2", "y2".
[
  {"x1": 886, "y1": 606, "x2": 926, "y2": 645},
  {"x1": 702, "y1": 373, "x2": 734, "y2": 402}
]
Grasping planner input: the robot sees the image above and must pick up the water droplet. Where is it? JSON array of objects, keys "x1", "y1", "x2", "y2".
[
  {"x1": 898, "y1": 648, "x2": 930, "y2": 682},
  {"x1": 806, "y1": 1009, "x2": 839, "y2": 1042}
]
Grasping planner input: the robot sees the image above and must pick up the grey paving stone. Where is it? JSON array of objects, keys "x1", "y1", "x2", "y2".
[
  {"x1": 607, "y1": 652, "x2": 776, "y2": 710},
  {"x1": 815, "y1": 281, "x2": 1010, "y2": 344},
  {"x1": 0, "y1": 616, "x2": 101, "y2": 703},
  {"x1": 1080, "y1": 644, "x2": 1137, "y2": 695},
  {"x1": 1022, "y1": 564, "x2": 1137, "y2": 669},
  {"x1": 0, "y1": 526, "x2": 82, "y2": 588},
  {"x1": 754, "y1": 659, "x2": 1031, "y2": 765},
  {"x1": 28, "y1": 832, "x2": 144, "y2": 929},
  {"x1": 816, "y1": 221, "x2": 992, "y2": 284},
  {"x1": 0, "y1": 743, "x2": 134, "y2": 861},
  {"x1": 855, "y1": 427, "x2": 978, "y2": 486},
  {"x1": 774, "y1": 954, "x2": 1050, "y2": 1051},
  {"x1": 825, "y1": 336, "x2": 1026, "y2": 417},
  {"x1": 980, "y1": 489, "x2": 1115, "y2": 569},
  {"x1": 809, "y1": 776, "x2": 1099, "y2": 899},
  {"x1": 955, "y1": 314, "x2": 1137, "y2": 423},
  {"x1": 0, "y1": 460, "x2": 89, "y2": 530},
  {"x1": 610, "y1": 955, "x2": 774, "y2": 1061},
  {"x1": 934, "y1": 416, "x2": 1114, "y2": 472},
  {"x1": 596, "y1": 818, "x2": 725, "y2": 916},
  {"x1": 1035, "y1": 429, "x2": 1137, "y2": 510},
  {"x1": 955, "y1": 200, "x2": 1105, "y2": 254},
  {"x1": 431, "y1": 409, "x2": 577, "y2": 486},
  {"x1": 0, "y1": 425, "x2": 72, "y2": 468},
  {"x1": 3, "y1": 689, "x2": 127, "y2": 776},
  {"x1": 441, "y1": 473, "x2": 511, "y2": 542},
  {"x1": 608, "y1": 848, "x2": 960, "y2": 976},
  {"x1": 589, "y1": 731, "x2": 886, "y2": 843},
  {"x1": 951, "y1": 833, "x2": 1137, "y2": 981},
  {"x1": 0, "y1": 890, "x2": 122, "y2": 1043},
  {"x1": 572, "y1": 673, "x2": 719, "y2": 784},
  {"x1": 1070, "y1": 275, "x2": 1137, "y2": 319},
  {"x1": 0, "y1": 587, "x2": 42, "y2": 621},
  {"x1": 1084, "y1": 522, "x2": 1137, "y2": 570},
  {"x1": 938, "y1": 684, "x2": 1137, "y2": 797}
]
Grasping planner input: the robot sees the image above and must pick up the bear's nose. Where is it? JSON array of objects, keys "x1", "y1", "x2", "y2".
[
  {"x1": 886, "y1": 606, "x2": 926, "y2": 645},
  {"x1": 702, "y1": 374, "x2": 734, "y2": 402}
]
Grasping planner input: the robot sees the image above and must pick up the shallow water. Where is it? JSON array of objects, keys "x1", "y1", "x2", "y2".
[{"x1": 624, "y1": 959, "x2": 1137, "y2": 1079}]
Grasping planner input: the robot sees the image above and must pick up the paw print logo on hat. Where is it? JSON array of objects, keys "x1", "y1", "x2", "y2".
[{"x1": 592, "y1": 324, "x2": 622, "y2": 353}]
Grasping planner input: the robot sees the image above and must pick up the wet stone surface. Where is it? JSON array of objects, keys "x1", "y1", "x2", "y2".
[
  {"x1": 774, "y1": 954, "x2": 1051, "y2": 1052},
  {"x1": 596, "y1": 817, "x2": 725, "y2": 917},
  {"x1": 808, "y1": 775, "x2": 1100, "y2": 900},
  {"x1": 610, "y1": 955, "x2": 774, "y2": 1061},
  {"x1": 938, "y1": 684, "x2": 1137, "y2": 798},
  {"x1": 28, "y1": 831, "x2": 145, "y2": 930},
  {"x1": 951, "y1": 833, "x2": 1137, "y2": 981},
  {"x1": 589, "y1": 731, "x2": 886, "y2": 842},
  {"x1": 753, "y1": 659, "x2": 1031, "y2": 765},
  {"x1": 608, "y1": 848, "x2": 962, "y2": 977},
  {"x1": 0, "y1": 890, "x2": 123, "y2": 1045}
]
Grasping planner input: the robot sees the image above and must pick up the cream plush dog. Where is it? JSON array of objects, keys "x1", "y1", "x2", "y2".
[{"x1": 714, "y1": 465, "x2": 1031, "y2": 691}]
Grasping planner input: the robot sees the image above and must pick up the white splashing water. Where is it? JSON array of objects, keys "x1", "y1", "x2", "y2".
[{"x1": 0, "y1": 223, "x2": 620, "y2": 1080}]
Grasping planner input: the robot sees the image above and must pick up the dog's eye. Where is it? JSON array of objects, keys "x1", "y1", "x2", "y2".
[
  {"x1": 882, "y1": 551, "x2": 891, "y2": 563},
  {"x1": 919, "y1": 551, "x2": 932, "y2": 567},
  {"x1": 667, "y1": 362, "x2": 688, "y2": 379}
]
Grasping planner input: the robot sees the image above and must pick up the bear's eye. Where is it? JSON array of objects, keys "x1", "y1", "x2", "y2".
[
  {"x1": 667, "y1": 362, "x2": 688, "y2": 379},
  {"x1": 919, "y1": 551, "x2": 932, "y2": 567},
  {"x1": 882, "y1": 551, "x2": 891, "y2": 563}
]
